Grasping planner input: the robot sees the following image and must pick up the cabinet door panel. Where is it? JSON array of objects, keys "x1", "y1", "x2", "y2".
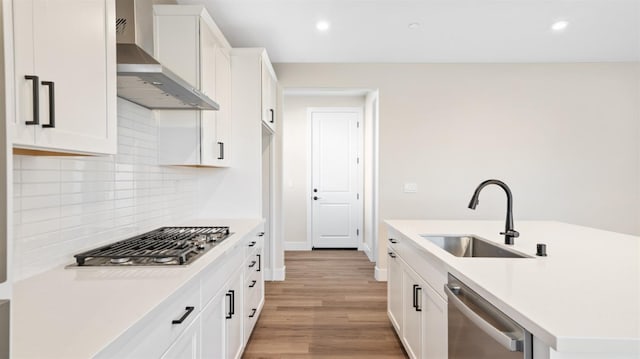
[
  {"x1": 423, "y1": 283, "x2": 447, "y2": 359},
  {"x1": 387, "y1": 250, "x2": 403, "y2": 332},
  {"x1": 198, "y1": 19, "x2": 219, "y2": 165},
  {"x1": 161, "y1": 316, "x2": 201, "y2": 359},
  {"x1": 33, "y1": 0, "x2": 116, "y2": 154},
  {"x1": 214, "y1": 46, "x2": 231, "y2": 166},
  {"x1": 403, "y1": 268, "x2": 422, "y2": 359},
  {"x1": 11, "y1": 0, "x2": 37, "y2": 146},
  {"x1": 227, "y1": 272, "x2": 244, "y2": 359},
  {"x1": 201, "y1": 292, "x2": 226, "y2": 359}
]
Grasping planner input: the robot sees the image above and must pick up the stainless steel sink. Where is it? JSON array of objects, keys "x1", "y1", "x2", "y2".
[{"x1": 421, "y1": 235, "x2": 530, "y2": 258}]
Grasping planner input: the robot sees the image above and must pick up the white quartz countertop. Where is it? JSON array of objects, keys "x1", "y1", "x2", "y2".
[
  {"x1": 11, "y1": 218, "x2": 263, "y2": 359},
  {"x1": 386, "y1": 220, "x2": 640, "y2": 355}
]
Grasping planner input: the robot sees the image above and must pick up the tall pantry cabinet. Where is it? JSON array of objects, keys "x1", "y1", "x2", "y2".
[{"x1": 154, "y1": 5, "x2": 232, "y2": 167}]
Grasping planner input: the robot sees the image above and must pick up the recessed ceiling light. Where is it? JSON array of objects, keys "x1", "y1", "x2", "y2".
[
  {"x1": 316, "y1": 21, "x2": 330, "y2": 32},
  {"x1": 408, "y1": 22, "x2": 421, "y2": 30},
  {"x1": 551, "y1": 20, "x2": 569, "y2": 32}
]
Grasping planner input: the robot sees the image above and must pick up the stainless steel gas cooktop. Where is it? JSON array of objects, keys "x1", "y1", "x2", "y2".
[{"x1": 73, "y1": 226, "x2": 231, "y2": 266}]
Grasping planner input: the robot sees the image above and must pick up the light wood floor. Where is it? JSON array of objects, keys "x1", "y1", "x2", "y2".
[{"x1": 243, "y1": 250, "x2": 407, "y2": 358}]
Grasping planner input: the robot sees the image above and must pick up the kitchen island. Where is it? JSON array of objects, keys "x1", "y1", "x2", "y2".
[{"x1": 386, "y1": 220, "x2": 640, "y2": 358}]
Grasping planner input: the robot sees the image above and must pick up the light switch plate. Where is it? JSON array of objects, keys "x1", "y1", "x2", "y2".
[{"x1": 403, "y1": 182, "x2": 418, "y2": 193}]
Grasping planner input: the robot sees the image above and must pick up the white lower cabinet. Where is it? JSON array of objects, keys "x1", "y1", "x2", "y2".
[
  {"x1": 403, "y1": 266, "x2": 424, "y2": 359},
  {"x1": 243, "y1": 235, "x2": 264, "y2": 342},
  {"x1": 225, "y1": 272, "x2": 244, "y2": 359},
  {"x1": 162, "y1": 315, "x2": 201, "y2": 359},
  {"x1": 422, "y1": 284, "x2": 447, "y2": 359},
  {"x1": 97, "y1": 223, "x2": 265, "y2": 359},
  {"x1": 388, "y1": 237, "x2": 448, "y2": 359},
  {"x1": 201, "y1": 291, "x2": 226, "y2": 358},
  {"x1": 387, "y1": 249, "x2": 403, "y2": 332}
]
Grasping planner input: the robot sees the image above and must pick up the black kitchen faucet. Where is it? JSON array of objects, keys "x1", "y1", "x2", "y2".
[{"x1": 468, "y1": 179, "x2": 520, "y2": 245}]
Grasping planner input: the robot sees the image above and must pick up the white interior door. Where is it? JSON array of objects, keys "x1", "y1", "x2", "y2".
[{"x1": 311, "y1": 108, "x2": 362, "y2": 248}]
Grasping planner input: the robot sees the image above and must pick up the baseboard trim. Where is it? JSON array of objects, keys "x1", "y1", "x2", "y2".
[
  {"x1": 284, "y1": 242, "x2": 311, "y2": 251},
  {"x1": 362, "y1": 243, "x2": 374, "y2": 262},
  {"x1": 375, "y1": 266, "x2": 387, "y2": 282},
  {"x1": 269, "y1": 266, "x2": 285, "y2": 281}
]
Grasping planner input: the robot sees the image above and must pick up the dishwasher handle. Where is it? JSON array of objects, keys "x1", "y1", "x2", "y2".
[{"x1": 445, "y1": 284, "x2": 523, "y2": 352}]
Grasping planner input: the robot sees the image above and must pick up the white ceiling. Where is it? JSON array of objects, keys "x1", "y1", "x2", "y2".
[{"x1": 177, "y1": 0, "x2": 640, "y2": 63}]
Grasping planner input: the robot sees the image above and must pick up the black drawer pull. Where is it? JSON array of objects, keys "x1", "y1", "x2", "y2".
[
  {"x1": 388, "y1": 251, "x2": 396, "y2": 258},
  {"x1": 249, "y1": 280, "x2": 257, "y2": 288},
  {"x1": 41, "y1": 81, "x2": 55, "y2": 128},
  {"x1": 248, "y1": 260, "x2": 257, "y2": 268},
  {"x1": 248, "y1": 308, "x2": 257, "y2": 318},
  {"x1": 25, "y1": 75, "x2": 39, "y2": 125},
  {"x1": 257, "y1": 232, "x2": 265, "y2": 237},
  {"x1": 230, "y1": 290, "x2": 235, "y2": 316},
  {"x1": 248, "y1": 241, "x2": 256, "y2": 247},
  {"x1": 388, "y1": 238, "x2": 398, "y2": 244},
  {"x1": 225, "y1": 290, "x2": 235, "y2": 319},
  {"x1": 257, "y1": 254, "x2": 261, "y2": 272},
  {"x1": 415, "y1": 286, "x2": 422, "y2": 312},
  {"x1": 217, "y1": 141, "x2": 224, "y2": 160},
  {"x1": 172, "y1": 306, "x2": 195, "y2": 324}
]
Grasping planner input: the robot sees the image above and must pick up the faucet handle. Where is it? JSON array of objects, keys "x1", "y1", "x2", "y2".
[{"x1": 500, "y1": 230, "x2": 520, "y2": 238}]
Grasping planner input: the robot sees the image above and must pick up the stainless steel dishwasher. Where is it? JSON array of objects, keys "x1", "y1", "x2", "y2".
[{"x1": 445, "y1": 274, "x2": 533, "y2": 359}]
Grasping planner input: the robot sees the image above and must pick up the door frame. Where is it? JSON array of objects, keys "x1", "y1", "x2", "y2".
[{"x1": 306, "y1": 107, "x2": 364, "y2": 250}]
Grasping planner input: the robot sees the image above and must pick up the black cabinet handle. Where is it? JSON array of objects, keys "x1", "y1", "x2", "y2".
[
  {"x1": 388, "y1": 238, "x2": 398, "y2": 244},
  {"x1": 248, "y1": 308, "x2": 257, "y2": 318},
  {"x1": 249, "y1": 280, "x2": 257, "y2": 288},
  {"x1": 257, "y1": 232, "x2": 265, "y2": 237},
  {"x1": 225, "y1": 292, "x2": 232, "y2": 319},
  {"x1": 225, "y1": 290, "x2": 235, "y2": 319},
  {"x1": 388, "y1": 251, "x2": 396, "y2": 258},
  {"x1": 230, "y1": 290, "x2": 235, "y2": 316},
  {"x1": 248, "y1": 241, "x2": 256, "y2": 247},
  {"x1": 217, "y1": 141, "x2": 224, "y2": 160},
  {"x1": 412, "y1": 285, "x2": 422, "y2": 312},
  {"x1": 257, "y1": 254, "x2": 261, "y2": 272},
  {"x1": 249, "y1": 260, "x2": 257, "y2": 268},
  {"x1": 172, "y1": 306, "x2": 195, "y2": 324},
  {"x1": 269, "y1": 108, "x2": 274, "y2": 123},
  {"x1": 313, "y1": 188, "x2": 318, "y2": 193},
  {"x1": 24, "y1": 75, "x2": 39, "y2": 125},
  {"x1": 41, "y1": 81, "x2": 55, "y2": 128}
]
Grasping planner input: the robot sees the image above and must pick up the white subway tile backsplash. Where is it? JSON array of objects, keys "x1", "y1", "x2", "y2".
[
  {"x1": 23, "y1": 182, "x2": 60, "y2": 196},
  {"x1": 21, "y1": 170, "x2": 60, "y2": 183},
  {"x1": 22, "y1": 194, "x2": 61, "y2": 210},
  {"x1": 21, "y1": 156, "x2": 61, "y2": 170},
  {"x1": 13, "y1": 99, "x2": 199, "y2": 280}
]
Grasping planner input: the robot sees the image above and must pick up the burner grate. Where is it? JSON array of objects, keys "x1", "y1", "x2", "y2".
[{"x1": 74, "y1": 226, "x2": 230, "y2": 266}]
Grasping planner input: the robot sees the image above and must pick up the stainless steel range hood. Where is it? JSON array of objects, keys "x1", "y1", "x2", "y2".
[{"x1": 116, "y1": 0, "x2": 219, "y2": 110}]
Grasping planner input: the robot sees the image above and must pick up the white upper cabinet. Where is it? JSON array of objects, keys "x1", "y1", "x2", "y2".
[
  {"x1": 154, "y1": 5, "x2": 232, "y2": 167},
  {"x1": 9, "y1": 0, "x2": 117, "y2": 155},
  {"x1": 261, "y1": 57, "x2": 277, "y2": 133}
]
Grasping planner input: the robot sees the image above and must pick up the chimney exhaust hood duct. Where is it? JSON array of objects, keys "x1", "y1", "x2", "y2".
[{"x1": 115, "y1": 0, "x2": 219, "y2": 110}]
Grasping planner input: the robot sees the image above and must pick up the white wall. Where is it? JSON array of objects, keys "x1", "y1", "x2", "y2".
[
  {"x1": 282, "y1": 95, "x2": 366, "y2": 249},
  {"x1": 12, "y1": 99, "x2": 201, "y2": 280},
  {"x1": 274, "y1": 63, "x2": 640, "y2": 270}
]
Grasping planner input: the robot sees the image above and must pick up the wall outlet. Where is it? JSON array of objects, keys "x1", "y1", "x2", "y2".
[{"x1": 403, "y1": 182, "x2": 418, "y2": 193}]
